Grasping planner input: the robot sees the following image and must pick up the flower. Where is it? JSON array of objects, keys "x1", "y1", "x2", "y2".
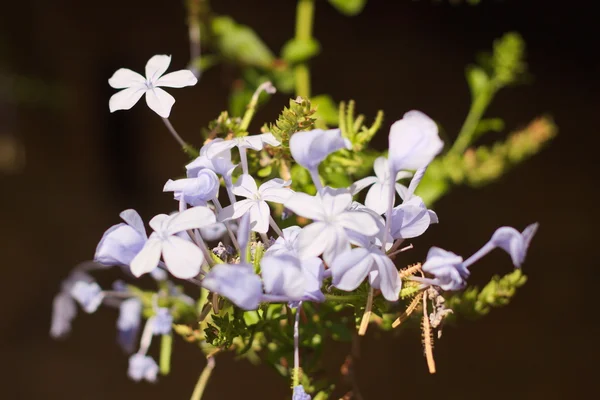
[
  {"x1": 350, "y1": 156, "x2": 412, "y2": 214},
  {"x1": 204, "y1": 133, "x2": 280, "y2": 174},
  {"x1": 186, "y1": 139, "x2": 238, "y2": 185},
  {"x1": 331, "y1": 243, "x2": 401, "y2": 301},
  {"x1": 128, "y1": 354, "x2": 159, "y2": 383},
  {"x1": 108, "y1": 55, "x2": 197, "y2": 118},
  {"x1": 261, "y1": 254, "x2": 325, "y2": 302},
  {"x1": 292, "y1": 385, "x2": 312, "y2": 400},
  {"x1": 95, "y1": 209, "x2": 147, "y2": 267},
  {"x1": 117, "y1": 298, "x2": 142, "y2": 353},
  {"x1": 152, "y1": 308, "x2": 173, "y2": 335},
  {"x1": 70, "y1": 281, "x2": 104, "y2": 313},
  {"x1": 219, "y1": 174, "x2": 294, "y2": 233},
  {"x1": 163, "y1": 169, "x2": 220, "y2": 207},
  {"x1": 264, "y1": 226, "x2": 302, "y2": 257},
  {"x1": 389, "y1": 195, "x2": 438, "y2": 240},
  {"x1": 417, "y1": 247, "x2": 470, "y2": 291},
  {"x1": 290, "y1": 128, "x2": 351, "y2": 171},
  {"x1": 490, "y1": 223, "x2": 538, "y2": 268},
  {"x1": 130, "y1": 206, "x2": 216, "y2": 279},
  {"x1": 199, "y1": 222, "x2": 228, "y2": 241},
  {"x1": 284, "y1": 187, "x2": 380, "y2": 264},
  {"x1": 202, "y1": 264, "x2": 263, "y2": 310},
  {"x1": 50, "y1": 291, "x2": 78, "y2": 339},
  {"x1": 388, "y1": 110, "x2": 444, "y2": 173}
]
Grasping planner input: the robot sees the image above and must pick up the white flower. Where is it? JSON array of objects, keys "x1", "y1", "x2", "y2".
[
  {"x1": 350, "y1": 156, "x2": 412, "y2": 214},
  {"x1": 290, "y1": 128, "x2": 351, "y2": 171},
  {"x1": 108, "y1": 54, "x2": 197, "y2": 118},
  {"x1": 284, "y1": 187, "x2": 380, "y2": 264},
  {"x1": 163, "y1": 168, "x2": 220, "y2": 207},
  {"x1": 186, "y1": 139, "x2": 238, "y2": 185},
  {"x1": 264, "y1": 226, "x2": 302, "y2": 257},
  {"x1": 219, "y1": 174, "x2": 294, "y2": 233},
  {"x1": 204, "y1": 133, "x2": 281, "y2": 157},
  {"x1": 389, "y1": 195, "x2": 438, "y2": 240},
  {"x1": 130, "y1": 207, "x2": 216, "y2": 279},
  {"x1": 388, "y1": 111, "x2": 443, "y2": 173}
]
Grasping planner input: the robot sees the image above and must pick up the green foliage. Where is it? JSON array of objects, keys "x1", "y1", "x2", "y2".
[
  {"x1": 328, "y1": 0, "x2": 368, "y2": 16},
  {"x1": 445, "y1": 269, "x2": 528, "y2": 318}
]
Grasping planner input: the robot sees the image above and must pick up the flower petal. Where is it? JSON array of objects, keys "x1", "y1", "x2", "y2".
[
  {"x1": 331, "y1": 248, "x2": 373, "y2": 292},
  {"x1": 145, "y1": 87, "x2": 175, "y2": 118},
  {"x1": 130, "y1": 238, "x2": 162, "y2": 277},
  {"x1": 232, "y1": 174, "x2": 258, "y2": 198},
  {"x1": 371, "y1": 253, "x2": 401, "y2": 301},
  {"x1": 319, "y1": 187, "x2": 352, "y2": 216},
  {"x1": 218, "y1": 199, "x2": 255, "y2": 222},
  {"x1": 145, "y1": 54, "x2": 171, "y2": 83},
  {"x1": 285, "y1": 193, "x2": 325, "y2": 221},
  {"x1": 322, "y1": 226, "x2": 350, "y2": 265},
  {"x1": 373, "y1": 156, "x2": 389, "y2": 181},
  {"x1": 202, "y1": 264, "x2": 263, "y2": 310},
  {"x1": 165, "y1": 206, "x2": 217, "y2": 234},
  {"x1": 389, "y1": 196, "x2": 432, "y2": 239},
  {"x1": 337, "y1": 210, "x2": 380, "y2": 236},
  {"x1": 162, "y1": 236, "x2": 203, "y2": 279},
  {"x1": 249, "y1": 201, "x2": 270, "y2": 233},
  {"x1": 290, "y1": 128, "x2": 350, "y2": 170},
  {"x1": 155, "y1": 70, "x2": 198, "y2": 88},
  {"x1": 261, "y1": 254, "x2": 305, "y2": 298},
  {"x1": 108, "y1": 68, "x2": 146, "y2": 89},
  {"x1": 349, "y1": 176, "x2": 377, "y2": 195},
  {"x1": 119, "y1": 209, "x2": 146, "y2": 237},
  {"x1": 260, "y1": 179, "x2": 294, "y2": 203},
  {"x1": 109, "y1": 87, "x2": 146, "y2": 113},
  {"x1": 364, "y1": 182, "x2": 391, "y2": 215},
  {"x1": 297, "y1": 222, "x2": 331, "y2": 259}
]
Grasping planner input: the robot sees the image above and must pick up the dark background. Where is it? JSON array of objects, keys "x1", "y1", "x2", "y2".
[{"x1": 1, "y1": 0, "x2": 598, "y2": 399}]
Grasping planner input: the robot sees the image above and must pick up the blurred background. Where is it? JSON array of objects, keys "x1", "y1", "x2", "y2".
[{"x1": 1, "y1": 0, "x2": 598, "y2": 398}]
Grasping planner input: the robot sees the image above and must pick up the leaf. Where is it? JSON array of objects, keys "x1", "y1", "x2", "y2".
[
  {"x1": 281, "y1": 38, "x2": 321, "y2": 64},
  {"x1": 328, "y1": 0, "x2": 367, "y2": 16},
  {"x1": 311, "y1": 95, "x2": 338, "y2": 125}
]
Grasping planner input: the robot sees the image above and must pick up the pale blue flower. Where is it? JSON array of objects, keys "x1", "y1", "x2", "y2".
[
  {"x1": 117, "y1": 298, "x2": 142, "y2": 353},
  {"x1": 417, "y1": 247, "x2": 469, "y2": 291},
  {"x1": 50, "y1": 291, "x2": 78, "y2": 339},
  {"x1": 152, "y1": 308, "x2": 173, "y2": 335},
  {"x1": 490, "y1": 223, "x2": 539, "y2": 268},
  {"x1": 292, "y1": 385, "x2": 311, "y2": 400},
  {"x1": 389, "y1": 195, "x2": 438, "y2": 240},
  {"x1": 261, "y1": 254, "x2": 325, "y2": 302},
  {"x1": 202, "y1": 264, "x2": 263, "y2": 310},
  {"x1": 284, "y1": 187, "x2": 380, "y2": 264},
  {"x1": 70, "y1": 281, "x2": 104, "y2": 313},
  {"x1": 163, "y1": 168, "x2": 220, "y2": 206},
  {"x1": 331, "y1": 243, "x2": 401, "y2": 301},
  {"x1": 350, "y1": 156, "x2": 411, "y2": 214},
  {"x1": 388, "y1": 111, "x2": 443, "y2": 173},
  {"x1": 204, "y1": 133, "x2": 280, "y2": 174},
  {"x1": 199, "y1": 222, "x2": 228, "y2": 241},
  {"x1": 128, "y1": 354, "x2": 159, "y2": 383},
  {"x1": 95, "y1": 209, "x2": 147, "y2": 267},
  {"x1": 289, "y1": 128, "x2": 351, "y2": 189},
  {"x1": 264, "y1": 226, "x2": 302, "y2": 257},
  {"x1": 109, "y1": 54, "x2": 197, "y2": 118},
  {"x1": 219, "y1": 174, "x2": 294, "y2": 233},
  {"x1": 186, "y1": 139, "x2": 237, "y2": 186},
  {"x1": 130, "y1": 206, "x2": 216, "y2": 279}
]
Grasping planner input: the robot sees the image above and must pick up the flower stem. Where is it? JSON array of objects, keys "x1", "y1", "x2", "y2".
[
  {"x1": 324, "y1": 294, "x2": 362, "y2": 302},
  {"x1": 190, "y1": 356, "x2": 216, "y2": 400},
  {"x1": 449, "y1": 88, "x2": 494, "y2": 155},
  {"x1": 294, "y1": 0, "x2": 315, "y2": 98},
  {"x1": 240, "y1": 81, "x2": 276, "y2": 131},
  {"x1": 162, "y1": 117, "x2": 187, "y2": 148},
  {"x1": 159, "y1": 334, "x2": 173, "y2": 375},
  {"x1": 358, "y1": 288, "x2": 373, "y2": 336},
  {"x1": 292, "y1": 301, "x2": 302, "y2": 387},
  {"x1": 309, "y1": 168, "x2": 323, "y2": 191}
]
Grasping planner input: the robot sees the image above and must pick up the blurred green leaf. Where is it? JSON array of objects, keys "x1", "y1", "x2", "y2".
[
  {"x1": 311, "y1": 94, "x2": 338, "y2": 125},
  {"x1": 328, "y1": 0, "x2": 367, "y2": 16},
  {"x1": 281, "y1": 38, "x2": 321, "y2": 64}
]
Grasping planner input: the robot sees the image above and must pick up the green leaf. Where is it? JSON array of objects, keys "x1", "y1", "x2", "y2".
[
  {"x1": 281, "y1": 38, "x2": 321, "y2": 64},
  {"x1": 328, "y1": 0, "x2": 367, "y2": 16},
  {"x1": 311, "y1": 95, "x2": 338, "y2": 125}
]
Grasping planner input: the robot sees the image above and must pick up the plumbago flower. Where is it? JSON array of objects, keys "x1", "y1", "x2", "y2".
[
  {"x1": 285, "y1": 187, "x2": 380, "y2": 264},
  {"x1": 109, "y1": 55, "x2": 197, "y2": 118},
  {"x1": 131, "y1": 206, "x2": 216, "y2": 279},
  {"x1": 54, "y1": 65, "x2": 543, "y2": 399},
  {"x1": 219, "y1": 174, "x2": 294, "y2": 233},
  {"x1": 351, "y1": 156, "x2": 412, "y2": 214}
]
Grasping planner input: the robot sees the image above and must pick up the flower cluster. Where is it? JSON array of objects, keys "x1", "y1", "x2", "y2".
[{"x1": 51, "y1": 55, "x2": 538, "y2": 399}]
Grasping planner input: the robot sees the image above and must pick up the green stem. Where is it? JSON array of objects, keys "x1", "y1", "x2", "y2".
[
  {"x1": 239, "y1": 81, "x2": 275, "y2": 131},
  {"x1": 160, "y1": 334, "x2": 173, "y2": 375},
  {"x1": 294, "y1": 0, "x2": 315, "y2": 98},
  {"x1": 324, "y1": 294, "x2": 363, "y2": 303},
  {"x1": 449, "y1": 88, "x2": 495, "y2": 155},
  {"x1": 190, "y1": 357, "x2": 216, "y2": 400}
]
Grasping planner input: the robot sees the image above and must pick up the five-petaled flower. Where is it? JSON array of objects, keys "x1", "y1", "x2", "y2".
[{"x1": 109, "y1": 54, "x2": 197, "y2": 118}]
